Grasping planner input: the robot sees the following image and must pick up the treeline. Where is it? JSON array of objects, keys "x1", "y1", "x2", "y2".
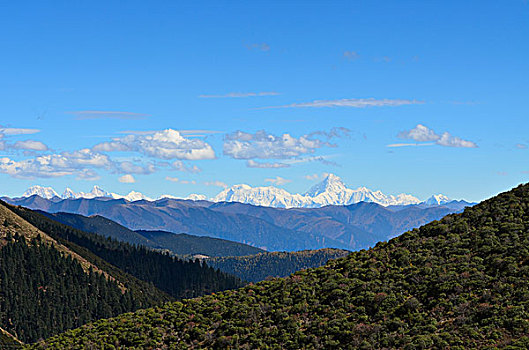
[
  {"x1": 6, "y1": 203, "x2": 244, "y2": 300},
  {"x1": 0, "y1": 234, "x2": 138, "y2": 343},
  {"x1": 28, "y1": 183, "x2": 529, "y2": 349},
  {"x1": 207, "y1": 248, "x2": 350, "y2": 282}
]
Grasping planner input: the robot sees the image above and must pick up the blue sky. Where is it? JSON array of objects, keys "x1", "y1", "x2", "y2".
[{"x1": 0, "y1": 0, "x2": 527, "y2": 202}]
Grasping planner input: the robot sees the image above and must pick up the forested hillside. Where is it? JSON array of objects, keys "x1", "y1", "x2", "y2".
[
  {"x1": 208, "y1": 249, "x2": 349, "y2": 282},
  {"x1": 5, "y1": 202, "x2": 243, "y2": 300},
  {"x1": 29, "y1": 183, "x2": 529, "y2": 349},
  {"x1": 0, "y1": 201, "x2": 243, "y2": 344},
  {"x1": 0, "y1": 201, "x2": 169, "y2": 344}
]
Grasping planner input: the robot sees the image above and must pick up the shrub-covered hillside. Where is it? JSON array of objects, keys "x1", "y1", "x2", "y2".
[{"x1": 29, "y1": 184, "x2": 529, "y2": 349}]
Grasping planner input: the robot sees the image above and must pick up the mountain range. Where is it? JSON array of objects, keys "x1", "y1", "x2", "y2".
[
  {"x1": 4, "y1": 194, "x2": 473, "y2": 251},
  {"x1": 19, "y1": 174, "x2": 463, "y2": 208},
  {"x1": 27, "y1": 183, "x2": 529, "y2": 349}
]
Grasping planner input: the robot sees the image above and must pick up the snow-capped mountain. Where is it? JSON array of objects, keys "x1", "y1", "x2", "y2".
[
  {"x1": 61, "y1": 186, "x2": 112, "y2": 199},
  {"x1": 214, "y1": 174, "x2": 423, "y2": 208},
  {"x1": 18, "y1": 174, "x2": 456, "y2": 208},
  {"x1": 424, "y1": 194, "x2": 451, "y2": 206},
  {"x1": 21, "y1": 185, "x2": 151, "y2": 202},
  {"x1": 111, "y1": 191, "x2": 153, "y2": 202},
  {"x1": 22, "y1": 186, "x2": 60, "y2": 200}
]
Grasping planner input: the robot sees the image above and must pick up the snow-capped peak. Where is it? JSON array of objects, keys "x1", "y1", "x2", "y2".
[
  {"x1": 18, "y1": 176, "x2": 455, "y2": 209},
  {"x1": 211, "y1": 174, "x2": 422, "y2": 208},
  {"x1": 111, "y1": 191, "x2": 152, "y2": 202},
  {"x1": 62, "y1": 187, "x2": 77, "y2": 199},
  {"x1": 305, "y1": 173, "x2": 347, "y2": 197},
  {"x1": 22, "y1": 185, "x2": 59, "y2": 199},
  {"x1": 425, "y1": 194, "x2": 451, "y2": 206}
]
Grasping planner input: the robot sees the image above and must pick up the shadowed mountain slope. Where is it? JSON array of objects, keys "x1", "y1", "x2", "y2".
[{"x1": 4, "y1": 196, "x2": 465, "y2": 251}]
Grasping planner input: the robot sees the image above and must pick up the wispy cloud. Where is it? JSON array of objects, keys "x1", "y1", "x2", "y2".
[
  {"x1": 516, "y1": 143, "x2": 527, "y2": 149},
  {"x1": 164, "y1": 176, "x2": 197, "y2": 185},
  {"x1": 260, "y1": 98, "x2": 423, "y2": 109},
  {"x1": 0, "y1": 127, "x2": 40, "y2": 135},
  {"x1": 386, "y1": 143, "x2": 435, "y2": 148},
  {"x1": 204, "y1": 180, "x2": 228, "y2": 188},
  {"x1": 69, "y1": 111, "x2": 150, "y2": 120},
  {"x1": 119, "y1": 129, "x2": 223, "y2": 136},
  {"x1": 199, "y1": 92, "x2": 279, "y2": 98},
  {"x1": 265, "y1": 176, "x2": 291, "y2": 186},
  {"x1": 304, "y1": 173, "x2": 320, "y2": 180},
  {"x1": 246, "y1": 160, "x2": 290, "y2": 168}
]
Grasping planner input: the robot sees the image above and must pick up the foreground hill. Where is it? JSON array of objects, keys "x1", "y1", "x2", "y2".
[
  {"x1": 207, "y1": 249, "x2": 350, "y2": 283},
  {"x1": 0, "y1": 201, "x2": 242, "y2": 344},
  {"x1": 0, "y1": 201, "x2": 170, "y2": 343},
  {"x1": 5, "y1": 195, "x2": 465, "y2": 251},
  {"x1": 40, "y1": 211, "x2": 264, "y2": 257},
  {"x1": 29, "y1": 184, "x2": 529, "y2": 348}
]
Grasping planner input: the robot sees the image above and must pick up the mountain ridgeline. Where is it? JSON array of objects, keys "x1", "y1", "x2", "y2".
[
  {"x1": 29, "y1": 183, "x2": 529, "y2": 349},
  {"x1": 39, "y1": 211, "x2": 264, "y2": 257},
  {"x1": 0, "y1": 201, "x2": 242, "y2": 344},
  {"x1": 5, "y1": 194, "x2": 469, "y2": 251}
]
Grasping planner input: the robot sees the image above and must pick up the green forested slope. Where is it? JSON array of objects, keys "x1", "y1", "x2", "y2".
[
  {"x1": 28, "y1": 184, "x2": 529, "y2": 349},
  {"x1": 6, "y1": 202, "x2": 243, "y2": 300},
  {"x1": 207, "y1": 249, "x2": 350, "y2": 282}
]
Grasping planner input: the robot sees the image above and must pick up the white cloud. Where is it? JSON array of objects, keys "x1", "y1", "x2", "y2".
[
  {"x1": 165, "y1": 176, "x2": 179, "y2": 182},
  {"x1": 118, "y1": 174, "x2": 136, "y2": 183},
  {"x1": 436, "y1": 132, "x2": 477, "y2": 148},
  {"x1": 223, "y1": 129, "x2": 336, "y2": 160},
  {"x1": 265, "y1": 176, "x2": 291, "y2": 186},
  {"x1": 0, "y1": 148, "x2": 112, "y2": 179},
  {"x1": 396, "y1": 124, "x2": 477, "y2": 148},
  {"x1": 93, "y1": 129, "x2": 216, "y2": 160},
  {"x1": 516, "y1": 143, "x2": 527, "y2": 149},
  {"x1": 0, "y1": 127, "x2": 40, "y2": 135},
  {"x1": 261, "y1": 98, "x2": 423, "y2": 109},
  {"x1": 68, "y1": 111, "x2": 149, "y2": 120},
  {"x1": 246, "y1": 160, "x2": 290, "y2": 168},
  {"x1": 62, "y1": 149, "x2": 113, "y2": 168},
  {"x1": 172, "y1": 160, "x2": 201, "y2": 173},
  {"x1": 199, "y1": 92, "x2": 279, "y2": 98},
  {"x1": 12, "y1": 140, "x2": 49, "y2": 151},
  {"x1": 398, "y1": 124, "x2": 439, "y2": 142},
  {"x1": 204, "y1": 180, "x2": 228, "y2": 188}
]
